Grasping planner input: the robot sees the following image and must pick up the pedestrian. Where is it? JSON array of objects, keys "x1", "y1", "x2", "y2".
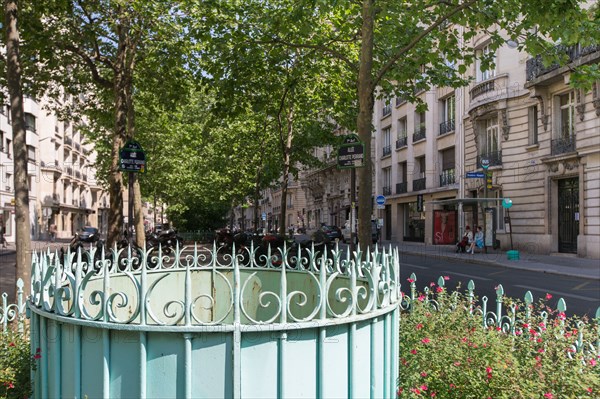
[
  {"x1": 468, "y1": 226, "x2": 483, "y2": 254},
  {"x1": 0, "y1": 224, "x2": 6, "y2": 248},
  {"x1": 49, "y1": 224, "x2": 57, "y2": 243},
  {"x1": 456, "y1": 225, "x2": 472, "y2": 253}
]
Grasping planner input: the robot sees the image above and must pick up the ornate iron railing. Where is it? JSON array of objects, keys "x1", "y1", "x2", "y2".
[
  {"x1": 383, "y1": 186, "x2": 392, "y2": 196},
  {"x1": 382, "y1": 103, "x2": 392, "y2": 117},
  {"x1": 477, "y1": 150, "x2": 502, "y2": 168},
  {"x1": 399, "y1": 274, "x2": 600, "y2": 362},
  {"x1": 396, "y1": 96, "x2": 407, "y2": 106},
  {"x1": 470, "y1": 80, "x2": 495, "y2": 100},
  {"x1": 439, "y1": 168, "x2": 456, "y2": 186},
  {"x1": 28, "y1": 243, "x2": 400, "y2": 327},
  {"x1": 0, "y1": 279, "x2": 26, "y2": 333},
  {"x1": 526, "y1": 44, "x2": 600, "y2": 81},
  {"x1": 439, "y1": 119, "x2": 455, "y2": 135},
  {"x1": 396, "y1": 182, "x2": 407, "y2": 194},
  {"x1": 413, "y1": 126, "x2": 426, "y2": 142},
  {"x1": 551, "y1": 136, "x2": 576, "y2": 155},
  {"x1": 413, "y1": 177, "x2": 426, "y2": 191},
  {"x1": 382, "y1": 145, "x2": 392, "y2": 157},
  {"x1": 396, "y1": 136, "x2": 407, "y2": 149}
]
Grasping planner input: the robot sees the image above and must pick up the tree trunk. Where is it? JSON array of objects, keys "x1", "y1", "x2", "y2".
[
  {"x1": 357, "y1": 0, "x2": 375, "y2": 249},
  {"x1": 4, "y1": 0, "x2": 31, "y2": 297},
  {"x1": 279, "y1": 106, "x2": 294, "y2": 236}
]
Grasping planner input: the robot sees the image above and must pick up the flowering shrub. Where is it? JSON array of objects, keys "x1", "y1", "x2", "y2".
[
  {"x1": 0, "y1": 332, "x2": 34, "y2": 399},
  {"x1": 398, "y1": 285, "x2": 599, "y2": 398}
]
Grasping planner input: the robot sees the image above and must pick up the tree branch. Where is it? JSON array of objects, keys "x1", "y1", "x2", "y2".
[
  {"x1": 374, "y1": 0, "x2": 479, "y2": 87},
  {"x1": 62, "y1": 43, "x2": 113, "y2": 89}
]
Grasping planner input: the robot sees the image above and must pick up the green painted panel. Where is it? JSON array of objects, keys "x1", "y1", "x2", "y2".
[
  {"x1": 80, "y1": 326, "x2": 106, "y2": 399},
  {"x1": 110, "y1": 330, "x2": 141, "y2": 398},
  {"x1": 353, "y1": 321, "x2": 372, "y2": 398},
  {"x1": 240, "y1": 332, "x2": 278, "y2": 398},
  {"x1": 190, "y1": 333, "x2": 233, "y2": 398},
  {"x1": 370, "y1": 319, "x2": 385, "y2": 397},
  {"x1": 46, "y1": 319, "x2": 61, "y2": 398},
  {"x1": 322, "y1": 325, "x2": 348, "y2": 398},
  {"x1": 60, "y1": 323, "x2": 77, "y2": 399},
  {"x1": 146, "y1": 333, "x2": 184, "y2": 398},
  {"x1": 282, "y1": 330, "x2": 318, "y2": 397}
]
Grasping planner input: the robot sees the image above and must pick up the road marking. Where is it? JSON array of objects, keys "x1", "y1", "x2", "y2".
[
  {"x1": 514, "y1": 285, "x2": 599, "y2": 302},
  {"x1": 488, "y1": 270, "x2": 507, "y2": 276},
  {"x1": 573, "y1": 281, "x2": 590, "y2": 290},
  {"x1": 401, "y1": 263, "x2": 429, "y2": 270},
  {"x1": 443, "y1": 271, "x2": 492, "y2": 281}
]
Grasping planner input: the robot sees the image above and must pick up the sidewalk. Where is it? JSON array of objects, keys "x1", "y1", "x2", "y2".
[{"x1": 381, "y1": 240, "x2": 600, "y2": 281}]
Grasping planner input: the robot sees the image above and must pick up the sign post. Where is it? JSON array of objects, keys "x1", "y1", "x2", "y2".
[
  {"x1": 338, "y1": 134, "x2": 364, "y2": 253},
  {"x1": 119, "y1": 141, "x2": 147, "y2": 240},
  {"x1": 480, "y1": 158, "x2": 490, "y2": 253},
  {"x1": 502, "y1": 198, "x2": 514, "y2": 250}
]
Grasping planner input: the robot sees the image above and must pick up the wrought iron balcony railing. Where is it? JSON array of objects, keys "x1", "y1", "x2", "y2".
[
  {"x1": 526, "y1": 44, "x2": 600, "y2": 81},
  {"x1": 382, "y1": 186, "x2": 392, "y2": 196},
  {"x1": 477, "y1": 150, "x2": 502, "y2": 168},
  {"x1": 551, "y1": 136, "x2": 576, "y2": 156},
  {"x1": 470, "y1": 80, "x2": 495, "y2": 100},
  {"x1": 439, "y1": 119, "x2": 455, "y2": 135},
  {"x1": 439, "y1": 168, "x2": 456, "y2": 186},
  {"x1": 382, "y1": 103, "x2": 392, "y2": 117},
  {"x1": 396, "y1": 96, "x2": 407, "y2": 106},
  {"x1": 396, "y1": 182, "x2": 407, "y2": 194},
  {"x1": 413, "y1": 126, "x2": 426, "y2": 142},
  {"x1": 412, "y1": 177, "x2": 426, "y2": 191},
  {"x1": 396, "y1": 136, "x2": 408, "y2": 149},
  {"x1": 382, "y1": 145, "x2": 392, "y2": 157}
]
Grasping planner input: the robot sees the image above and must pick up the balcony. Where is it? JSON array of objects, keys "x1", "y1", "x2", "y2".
[
  {"x1": 395, "y1": 96, "x2": 407, "y2": 107},
  {"x1": 439, "y1": 119, "x2": 455, "y2": 135},
  {"x1": 382, "y1": 186, "x2": 392, "y2": 196},
  {"x1": 439, "y1": 168, "x2": 456, "y2": 186},
  {"x1": 470, "y1": 80, "x2": 495, "y2": 100},
  {"x1": 551, "y1": 136, "x2": 576, "y2": 156},
  {"x1": 477, "y1": 150, "x2": 502, "y2": 168},
  {"x1": 396, "y1": 136, "x2": 407, "y2": 149},
  {"x1": 64, "y1": 137, "x2": 73, "y2": 147},
  {"x1": 75, "y1": 142, "x2": 81, "y2": 152},
  {"x1": 52, "y1": 193, "x2": 60, "y2": 204},
  {"x1": 396, "y1": 182, "x2": 407, "y2": 194},
  {"x1": 382, "y1": 145, "x2": 392, "y2": 157},
  {"x1": 66, "y1": 166, "x2": 73, "y2": 176},
  {"x1": 413, "y1": 126, "x2": 426, "y2": 142},
  {"x1": 412, "y1": 177, "x2": 426, "y2": 191},
  {"x1": 526, "y1": 44, "x2": 600, "y2": 82}
]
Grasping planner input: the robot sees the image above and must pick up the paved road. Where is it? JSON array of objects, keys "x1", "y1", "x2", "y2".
[{"x1": 399, "y1": 253, "x2": 600, "y2": 318}]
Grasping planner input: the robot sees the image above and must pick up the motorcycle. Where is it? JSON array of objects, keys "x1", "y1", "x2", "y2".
[
  {"x1": 146, "y1": 228, "x2": 183, "y2": 255},
  {"x1": 59, "y1": 233, "x2": 105, "y2": 273}
]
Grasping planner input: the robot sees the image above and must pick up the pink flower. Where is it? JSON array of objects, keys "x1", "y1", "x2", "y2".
[
  {"x1": 34, "y1": 353, "x2": 42, "y2": 359},
  {"x1": 545, "y1": 293, "x2": 553, "y2": 300},
  {"x1": 8, "y1": 342, "x2": 15, "y2": 347},
  {"x1": 449, "y1": 383, "x2": 456, "y2": 389},
  {"x1": 486, "y1": 367, "x2": 493, "y2": 374},
  {"x1": 410, "y1": 349, "x2": 418, "y2": 355},
  {"x1": 430, "y1": 393, "x2": 437, "y2": 398},
  {"x1": 416, "y1": 323, "x2": 424, "y2": 330},
  {"x1": 537, "y1": 348, "x2": 545, "y2": 353},
  {"x1": 443, "y1": 276, "x2": 450, "y2": 280},
  {"x1": 410, "y1": 387, "x2": 421, "y2": 395},
  {"x1": 453, "y1": 361, "x2": 461, "y2": 366},
  {"x1": 418, "y1": 295, "x2": 425, "y2": 302},
  {"x1": 558, "y1": 312, "x2": 566, "y2": 321},
  {"x1": 421, "y1": 338, "x2": 431, "y2": 344},
  {"x1": 544, "y1": 393, "x2": 554, "y2": 399},
  {"x1": 435, "y1": 286, "x2": 443, "y2": 293},
  {"x1": 429, "y1": 282, "x2": 436, "y2": 287},
  {"x1": 420, "y1": 385, "x2": 428, "y2": 391},
  {"x1": 420, "y1": 372, "x2": 428, "y2": 377},
  {"x1": 36, "y1": 348, "x2": 41, "y2": 353},
  {"x1": 397, "y1": 388, "x2": 403, "y2": 396},
  {"x1": 587, "y1": 387, "x2": 593, "y2": 393},
  {"x1": 589, "y1": 359, "x2": 597, "y2": 366},
  {"x1": 407, "y1": 278, "x2": 415, "y2": 283},
  {"x1": 522, "y1": 323, "x2": 529, "y2": 328}
]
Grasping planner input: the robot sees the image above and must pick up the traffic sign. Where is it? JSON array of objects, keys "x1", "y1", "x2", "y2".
[
  {"x1": 338, "y1": 134, "x2": 364, "y2": 169},
  {"x1": 466, "y1": 172, "x2": 485, "y2": 178},
  {"x1": 502, "y1": 198, "x2": 513, "y2": 209},
  {"x1": 261, "y1": 212, "x2": 267, "y2": 221},
  {"x1": 119, "y1": 140, "x2": 147, "y2": 173},
  {"x1": 376, "y1": 195, "x2": 385, "y2": 205},
  {"x1": 480, "y1": 158, "x2": 490, "y2": 169}
]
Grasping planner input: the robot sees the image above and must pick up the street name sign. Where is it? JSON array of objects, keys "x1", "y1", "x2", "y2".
[
  {"x1": 466, "y1": 172, "x2": 485, "y2": 178},
  {"x1": 119, "y1": 140, "x2": 147, "y2": 173},
  {"x1": 337, "y1": 134, "x2": 365, "y2": 169}
]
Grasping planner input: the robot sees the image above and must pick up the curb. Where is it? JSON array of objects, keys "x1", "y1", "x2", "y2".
[{"x1": 396, "y1": 249, "x2": 600, "y2": 281}]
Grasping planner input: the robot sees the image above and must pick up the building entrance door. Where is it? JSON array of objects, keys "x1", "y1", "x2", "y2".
[
  {"x1": 385, "y1": 205, "x2": 391, "y2": 240},
  {"x1": 558, "y1": 178, "x2": 579, "y2": 253}
]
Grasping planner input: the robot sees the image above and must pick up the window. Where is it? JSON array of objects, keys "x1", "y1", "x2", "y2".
[
  {"x1": 417, "y1": 156, "x2": 426, "y2": 178},
  {"x1": 27, "y1": 145, "x2": 36, "y2": 161},
  {"x1": 476, "y1": 44, "x2": 496, "y2": 82},
  {"x1": 558, "y1": 91, "x2": 575, "y2": 138},
  {"x1": 440, "y1": 95, "x2": 456, "y2": 135},
  {"x1": 382, "y1": 126, "x2": 391, "y2": 156},
  {"x1": 396, "y1": 117, "x2": 408, "y2": 148},
  {"x1": 382, "y1": 100, "x2": 392, "y2": 117},
  {"x1": 5, "y1": 139, "x2": 11, "y2": 158},
  {"x1": 528, "y1": 105, "x2": 538, "y2": 145},
  {"x1": 0, "y1": 131, "x2": 3, "y2": 151},
  {"x1": 482, "y1": 116, "x2": 499, "y2": 155},
  {"x1": 24, "y1": 113, "x2": 36, "y2": 132},
  {"x1": 382, "y1": 167, "x2": 392, "y2": 195}
]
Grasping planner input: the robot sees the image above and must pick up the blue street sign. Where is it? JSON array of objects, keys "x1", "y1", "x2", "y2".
[
  {"x1": 466, "y1": 172, "x2": 485, "y2": 178},
  {"x1": 261, "y1": 212, "x2": 267, "y2": 221},
  {"x1": 376, "y1": 195, "x2": 386, "y2": 205}
]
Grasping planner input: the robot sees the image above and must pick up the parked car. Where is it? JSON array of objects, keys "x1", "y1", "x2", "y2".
[
  {"x1": 342, "y1": 220, "x2": 379, "y2": 244},
  {"x1": 321, "y1": 225, "x2": 343, "y2": 241},
  {"x1": 79, "y1": 226, "x2": 100, "y2": 243}
]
